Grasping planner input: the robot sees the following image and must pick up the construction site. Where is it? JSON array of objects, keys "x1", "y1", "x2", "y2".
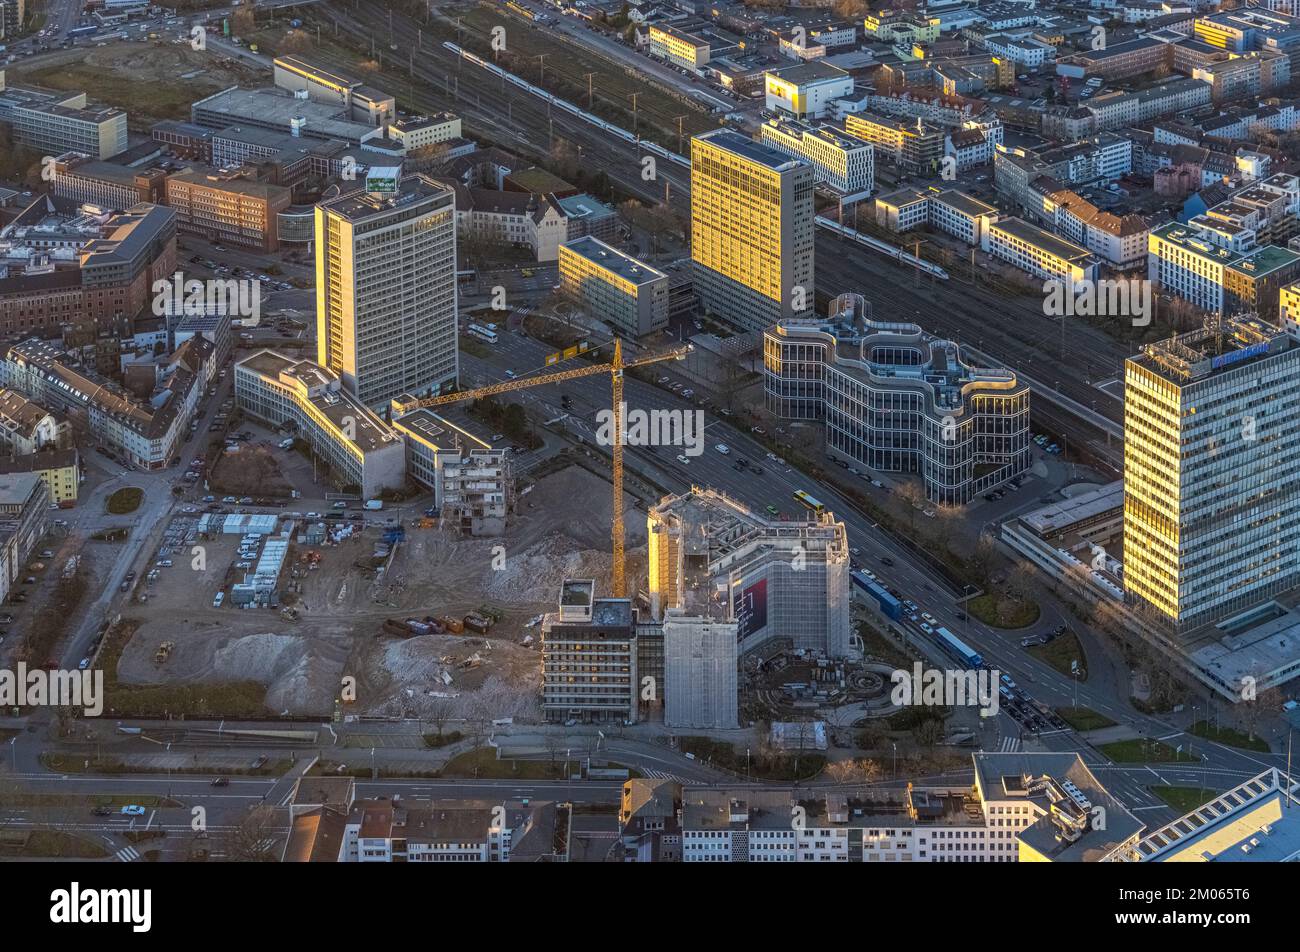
[{"x1": 110, "y1": 462, "x2": 647, "y2": 720}]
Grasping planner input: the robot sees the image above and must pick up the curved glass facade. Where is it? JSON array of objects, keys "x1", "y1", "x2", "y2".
[{"x1": 765, "y1": 322, "x2": 1031, "y2": 504}]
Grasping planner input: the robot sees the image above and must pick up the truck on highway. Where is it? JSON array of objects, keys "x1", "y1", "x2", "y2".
[
  {"x1": 934, "y1": 626, "x2": 983, "y2": 668},
  {"x1": 365, "y1": 499, "x2": 383, "y2": 510},
  {"x1": 851, "y1": 570, "x2": 902, "y2": 620}
]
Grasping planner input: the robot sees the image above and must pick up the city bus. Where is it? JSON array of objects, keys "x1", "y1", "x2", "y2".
[
  {"x1": 793, "y1": 489, "x2": 825, "y2": 513},
  {"x1": 468, "y1": 323, "x2": 498, "y2": 344}
]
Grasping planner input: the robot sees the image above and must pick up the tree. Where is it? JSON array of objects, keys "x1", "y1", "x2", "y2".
[
  {"x1": 425, "y1": 697, "x2": 453, "y2": 738},
  {"x1": 968, "y1": 533, "x2": 997, "y2": 589},
  {"x1": 929, "y1": 503, "x2": 961, "y2": 556},
  {"x1": 914, "y1": 718, "x2": 944, "y2": 749},
  {"x1": 897, "y1": 480, "x2": 926, "y2": 533},
  {"x1": 222, "y1": 805, "x2": 280, "y2": 862}
]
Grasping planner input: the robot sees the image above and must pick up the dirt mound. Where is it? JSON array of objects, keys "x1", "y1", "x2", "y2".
[
  {"x1": 482, "y1": 533, "x2": 614, "y2": 603},
  {"x1": 210, "y1": 444, "x2": 292, "y2": 496}
]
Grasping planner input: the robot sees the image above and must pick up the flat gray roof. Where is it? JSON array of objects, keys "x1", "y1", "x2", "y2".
[{"x1": 562, "y1": 236, "x2": 666, "y2": 286}]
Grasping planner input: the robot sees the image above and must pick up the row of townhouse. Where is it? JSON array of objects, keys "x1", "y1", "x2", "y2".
[
  {"x1": 619, "y1": 752, "x2": 1144, "y2": 863},
  {"x1": 0, "y1": 337, "x2": 207, "y2": 470}
]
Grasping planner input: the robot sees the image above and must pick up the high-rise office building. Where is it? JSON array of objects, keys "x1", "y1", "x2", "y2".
[
  {"x1": 1123, "y1": 316, "x2": 1300, "y2": 630},
  {"x1": 315, "y1": 171, "x2": 458, "y2": 409},
  {"x1": 690, "y1": 129, "x2": 815, "y2": 332}
]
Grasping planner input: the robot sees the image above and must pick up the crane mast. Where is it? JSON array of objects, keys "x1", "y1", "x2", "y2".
[{"x1": 390, "y1": 338, "x2": 688, "y2": 599}]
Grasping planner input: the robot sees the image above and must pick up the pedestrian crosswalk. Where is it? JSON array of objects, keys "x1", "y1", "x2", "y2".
[
  {"x1": 642, "y1": 768, "x2": 692, "y2": 784},
  {"x1": 998, "y1": 737, "x2": 1021, "y2": 753},
  {"x1": 114, "y1": 846, "x2": 141, "y2": 863}
]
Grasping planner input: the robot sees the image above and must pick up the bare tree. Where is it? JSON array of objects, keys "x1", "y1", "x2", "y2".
[{"x1": 222, "y1": 805, "x2": 281, "y2": 862}]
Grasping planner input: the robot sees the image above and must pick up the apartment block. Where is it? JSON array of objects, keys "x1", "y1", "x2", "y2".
[
  {"x1": 1148, "y1": 221, "x2": 1300, "y2": 318},
  {"x1": 165, "y1": 168, "x2": 291, "y2": 252},
  {"x1": 648, "y1": 23, "x2": 711, "y2": 70},
  {"x1": 757, "y1": 117, "x2": 874, "y2": 198},
  {"x1": 0, "y1": 83, "x2": 127, "y2": 159},
  {"x1": 0, "y1": 337, "x2": 201, "y2": 471},
  {"x1": 0, "y1": 448, "x2": 79, "y2": 507},
  {"x1": 558, "y1": 236, "x2": 668, "y2": 338},
  {"x1": 0, "y1": 471, "x2": 50, "y2": 607},
  {"x1": 234, "y1": 350, "x2": 405, "y2": 499},
  {"x1": 844, "y1": 111, "x2": 944, "y2": 174},
  {"x1": 541, "y1": 579, "x2": 638, "y2": 725}
]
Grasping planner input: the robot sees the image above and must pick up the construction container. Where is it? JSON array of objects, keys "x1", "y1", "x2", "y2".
[
  {"x1": 438, "y1": 616, "x2": 464, "y2": 634},
  {"x1": 463, "y1": 613, "x2": 491, "y2": 634}
]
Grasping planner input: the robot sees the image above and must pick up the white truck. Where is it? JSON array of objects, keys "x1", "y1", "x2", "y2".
[{"x1": 365, "y1": 499, "x2": 384, "y2": 511}]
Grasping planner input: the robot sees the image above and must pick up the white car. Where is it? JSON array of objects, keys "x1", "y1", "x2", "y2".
[
  {"x1": 715, "y1": 444, "x2": 730, "y2": 455},
  {"x1": 922, "y1": 612, "x2": 937, "y2": 624},
  {"x1": 920, "y1": 623, "x2": 934, "y2": 635},
  {"x1": 676, "y1": 454, "x2": 690, "y2": 464}
]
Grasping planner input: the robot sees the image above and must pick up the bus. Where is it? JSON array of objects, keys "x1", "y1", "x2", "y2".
[
  {"x1": 468, "y1": 324, "x2": 498, "y2": 344},
  {"x1": 793, "y1": 489, "x2": 824, "y2": 513}
]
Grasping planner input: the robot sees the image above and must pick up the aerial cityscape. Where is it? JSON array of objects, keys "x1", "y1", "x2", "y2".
[{"x1": 0, "y1": 0, "x2": 1297, "y2": 897}]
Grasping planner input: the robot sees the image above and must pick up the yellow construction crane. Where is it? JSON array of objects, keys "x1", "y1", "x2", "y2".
[{"x1": 390, "y1": 339, "x2": 689, "y2": 598}]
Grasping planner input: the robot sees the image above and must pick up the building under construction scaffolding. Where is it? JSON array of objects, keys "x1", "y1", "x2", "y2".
[{"x1": 647, "y1": 487, "x2": 851, "y2": 659}]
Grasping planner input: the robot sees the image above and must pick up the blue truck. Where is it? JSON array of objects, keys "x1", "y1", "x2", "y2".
[
  {"x1": 935, "y1": 627, "x2": 983, "y2": 668},
  {"x1": 851, "y1": 570, "x2": 902, "y2": 621}
]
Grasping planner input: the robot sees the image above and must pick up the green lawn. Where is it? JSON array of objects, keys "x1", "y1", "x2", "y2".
[
  {"x1": 106, "y1": 487, "x2": 144, "y2": 514},
  {"x1": 0, "y1": 831, "x2": 109, "y2": 859},
  {"x1": 1100, "y1": 739, "x2": 1197, "y2": 764},
  {"x1": 1187, "y1": 720, "x2": 1271, "y2": 753},
  {"x1": 1029, "y1": 631, "x2": 1088, "y2": 681},
  {"x1": 1149, "y1": 786, "x2": 1218, "y2": 813},
  {"x1": 1054, "y1": 707, "x2": 1116, "y2": 732},
  {"x1": 967, "y1": 593, "x2": 1040, "y2": 629}
]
